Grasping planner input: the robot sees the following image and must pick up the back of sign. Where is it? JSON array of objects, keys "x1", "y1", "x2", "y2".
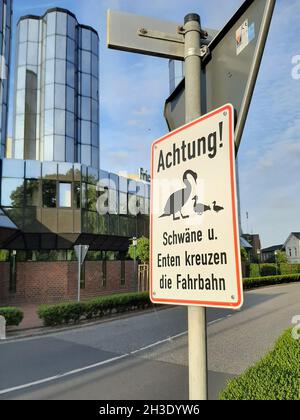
[{"x1": 164, "y1": 0, "x2": 276, "y2": 149}]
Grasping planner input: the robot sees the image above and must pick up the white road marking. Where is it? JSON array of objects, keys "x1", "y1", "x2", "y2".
[{"x1": 0, "y1": 314, "x2": 231, "y2": 396}]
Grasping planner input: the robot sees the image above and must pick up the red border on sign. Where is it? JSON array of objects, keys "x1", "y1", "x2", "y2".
[{"x1": 150, "y1": 104, "x2": 243, "y2": 309}]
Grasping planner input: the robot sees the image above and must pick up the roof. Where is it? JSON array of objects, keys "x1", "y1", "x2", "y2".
[
  {"x1": 240, "y1": 237, "x2": 252, "y2": 249},
  {"x1": 18, "y1": 8, "x2": 99, "y2": 38},
  {"x1": 291, "y1": 233, "x2": 300, "y2": 240},
  {"x1": 261, "y1": 245, "x2": 284, "y2": 253}
]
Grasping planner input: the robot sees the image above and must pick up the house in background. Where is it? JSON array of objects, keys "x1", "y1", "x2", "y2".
[
  {"x1": 261, "y1": 245, "x2": 284, "y2": 263},
  {"x1": 242, "y1": 234, "x2": 261, "y2": 262},
  {"x1": 284, "y1": 233, "x2": 300, "y2": 264}
]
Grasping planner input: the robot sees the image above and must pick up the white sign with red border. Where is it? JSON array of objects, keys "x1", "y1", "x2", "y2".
[{"x1": 150, "y1": 104, "x2": 243, "y2": 309}]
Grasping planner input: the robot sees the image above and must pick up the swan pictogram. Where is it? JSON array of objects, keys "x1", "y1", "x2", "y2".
[
  {"x1": 213, "y1": 201, "x2": 224, "y2": 213},
  {"x1": 160, "y1": 170, "x2": 198, "y2": 221}
]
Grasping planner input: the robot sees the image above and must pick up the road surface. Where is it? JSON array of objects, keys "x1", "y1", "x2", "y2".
[{"x1": 0, "y1": 283, "x2": 299, "y2": 400}]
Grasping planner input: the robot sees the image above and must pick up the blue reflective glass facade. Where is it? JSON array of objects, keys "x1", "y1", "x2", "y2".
[
  {"x1": 0, "y1": 0, "x2": 12, "y2": 158},
  {"x1": 12, "y1": 8, "x2": 100, "y2": 169}
]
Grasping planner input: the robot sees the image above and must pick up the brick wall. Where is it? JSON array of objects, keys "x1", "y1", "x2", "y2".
[{"x1": 0, "y1": 260, "x2": 136, "y2": 306}]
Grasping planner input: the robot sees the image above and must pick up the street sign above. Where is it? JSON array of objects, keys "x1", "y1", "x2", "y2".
[
  {"x1": 74, "y1": 245, "x2": 89, "y2": 265},
  {"x1": 107, "y1": 9, "x2": 218, "y2": 60},
  {"x1": 164, "y1": 0, "x2": 276, "y2": 150},
  {"x1": 150, "y1": 104, "x2": 243, "y2": 309}
]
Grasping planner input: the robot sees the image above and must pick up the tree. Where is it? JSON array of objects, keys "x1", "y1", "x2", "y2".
[
  {"x1": 128, "y1": 237, "x2": 149, "y2": 264},
  {"x1": 275, "y1": 251, "x2": 288, "y2": 264},
  {"x1": 241, "y1": 247, "x2": 248, "y2": 262}
]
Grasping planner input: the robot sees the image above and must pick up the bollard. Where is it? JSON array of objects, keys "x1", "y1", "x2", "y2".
[{"x1": 0, "y1": 316, "x2": 6, "y2": 340}]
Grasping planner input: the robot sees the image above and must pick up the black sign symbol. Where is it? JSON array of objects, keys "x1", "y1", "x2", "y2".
[{"x1": 160, "y1": 170, "x2": 197, "y2": 221}]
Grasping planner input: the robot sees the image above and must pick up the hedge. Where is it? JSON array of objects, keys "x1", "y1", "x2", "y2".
[
  {"x1": 243, "y1": 273, "x2": 300, "y2": 290},
  {"x1": 220, "y1": 329, "x2": 300, "y2": 400},
  {"x1": 38, "y1": 292, "x2": 152, "y2": 327},
  {"x1": 0, "y1": 307, "x2": 24, "y2": 326}
]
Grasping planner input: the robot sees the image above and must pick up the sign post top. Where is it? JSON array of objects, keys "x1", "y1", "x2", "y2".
[
  {"x1": 107, "y1": 9, "x2": 217, "y2": 60},
  {"x1": 74, "y1": 245, "x2": 89, "y2": 265},
  {"x1": 164, "y1": 0, "x2": 276, "y2": 150}
]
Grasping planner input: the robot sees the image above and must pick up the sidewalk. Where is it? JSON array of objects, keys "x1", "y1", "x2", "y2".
[{"x1": 8, "y1": 304, "x2": 43, "y2": 331}]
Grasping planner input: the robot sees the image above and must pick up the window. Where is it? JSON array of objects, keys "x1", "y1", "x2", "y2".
[
  {"x1": 66, "y1": 112, "x2": 75, "y2": 138},
  {"x1": 81, "y1": 74, "x2": 91, "y2": 97},
  {"x1": 45, "y1": 84, "x2": 54, "y2": 110},
  {"x1": 81, "y1": 97, "x2": 91, "y2": 121},
  {"x1": 87, "y1": 184, "x2": 96, "y2": 211},
  {"x1": 289, "y1": 248, "x2": 292, "y2": 257},
  {"x1": 55, "y1": 109, "x2": 66, "y2": 135},
  {"x1": 81, "y1": 29, "x2": 91, "y2": 51},
  {"x1": 55, "y1": 60, "x2": 66, "y2": 84},
  {"x1": 19, "y1": 20, "x2": 28, "y2": 43},
  {"x1": 17, "y1": 67, "x2": 26, "y2": 89},
  {"x1": 16, "y1": 89, "x2": 25, "y2": 114},
  {"x1": 81, "y1": 50, "x2": 91, "y2": 73},
  {"x1": 56, "y1": 35, "x2": 67, "y2": 60},
  {"x1": 1, "y1": 178, "x2": 24, "y2": 207},
  {"x1": 67, "y1": 87, "x2": 75, "y2": 112},
  {"x1": 81, "y1": 121, "x2": 91, "y2": 144},
  {"x1": 66, "y1": 61, "x2": 75, "y2": 87},
  {"x1": 55, "y1": 84, "x2": 66, "y2": 109},
  {"x1": 67, "y1": 16, "x2": 76, "y2": 40},
  {"x1": 67, "y1": 38, "x2": 75, "y2": 63},
  {"x1": 54, "y1": 135, "x2": 66, "y2": 162},
  {"x1": 46, "y1": 35, "x2": 55, "y2": 60},
  {"x1": 42, "y1": 180, "x2": 57, "y2": 208},
  {"x1": 27, "y1": 42, "x2": 38, "y2": 65},
  {"x1": 59, "y1": 183, "x2": 71, "y2": 208},
  {"x1": 25, "y1": 179, "x2": 39, "y2": 206},
  {"x1": 56, "y1": 13, "x2": 67, "y2": 36},
  {"x1": 47, "y1": 12, "x2": 56, "y2": 36},
  {"x1": 28, "y1": 20, "x2": 39, "y2": 42},
  {"x1": 74, "y1": 182, "x2": 81, "y2": 209},
  {"x1": 44, "y1": 135, "x2": 54, "y2": 161},
  {"x1": 45, "y1": 59, "x2": 55, "y2": 84}
]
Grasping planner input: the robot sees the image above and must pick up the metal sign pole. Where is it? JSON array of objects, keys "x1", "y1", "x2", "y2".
[
  {"x1": 77, "y1": 245, "x2": 82, "y2": 303},
  {"x1": 184, "y1": 13, "x2": 208, "y2": 401}
]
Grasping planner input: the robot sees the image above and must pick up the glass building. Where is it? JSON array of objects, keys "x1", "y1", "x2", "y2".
[
  {"x1": 12, "y1": 8, "x2": 100, "y2": 169},
  {"x1": 0, "y1": 0, "x2": 12, "y2": 158},
  {"x1": 0, "y1": 7, "x2": 150, "y2": 252}
]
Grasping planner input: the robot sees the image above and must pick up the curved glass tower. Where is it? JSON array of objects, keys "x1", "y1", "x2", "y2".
[
  {"x1": 0, "y1": 0, "x2": 12, "y2": 158},
  {"x1": 13, "y1": 8, "x2": 100, "y2": 169}
]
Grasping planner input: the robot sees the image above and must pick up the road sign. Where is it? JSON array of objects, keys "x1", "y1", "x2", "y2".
[
  {"x1": 74, "y1": 245, "x2": 89, "y2": 265},
  {"x1": 164, "y1": 0, "x2": 276, "y2": 150},
  {"x1": 150, "y1": 104, "x2": 243, "y2": 309},
  {"x1": 74, "y1": 244, "x2": 89, "y2": 302},
  {"x1": 107, "y1": 9, "x2": 217, "y2": 60}
]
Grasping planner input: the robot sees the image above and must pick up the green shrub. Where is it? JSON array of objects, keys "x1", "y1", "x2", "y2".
[
  {"x1": 249, "y1": 264, "x2": 260, "y2": 278},
  {"x1": 243, "y1": 274, "x2": 300, "y2": 289},
  {"x1": 0, "y1": 307, "x2": 24, "y2": 326},
  {"x1": 220, "y1": 329, "x2": 300, "y2": 400},
  {"x1": 279, "y1": 263, "x2": 300, "y2": 275},
  {"x1": 38, "y1": 292, "x2": 152, "y2": 327},
  {"x1": 260, "y1": 264, "x2": 277, "y2": 277}
]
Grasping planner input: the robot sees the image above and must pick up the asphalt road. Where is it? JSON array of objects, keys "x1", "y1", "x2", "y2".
[{"x1": 0, "y1": 283, "x2": 299, "y2": 400}]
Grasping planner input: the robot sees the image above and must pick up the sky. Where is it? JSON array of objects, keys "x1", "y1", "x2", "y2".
[{"x1": 10, "y1": 0, "x2": 300, "y2": 248}]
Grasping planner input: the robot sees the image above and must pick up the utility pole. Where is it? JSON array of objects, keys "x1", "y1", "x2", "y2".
[{"x1": 184, "y1": 13, "x2": 208, "y2": 401}]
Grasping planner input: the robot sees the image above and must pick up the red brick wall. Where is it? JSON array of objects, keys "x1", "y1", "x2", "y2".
[{"x1": 0, "y1": 260, "x2": 136, "y2": 306}]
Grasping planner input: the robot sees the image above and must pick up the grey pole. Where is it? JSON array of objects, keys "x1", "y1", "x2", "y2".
[
  {"x1": 184, "y1": 13, "x2": 208, "y2": 401},
  {"x1": 77, "y1": 245, "x2": 82, "y2": 303}
]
